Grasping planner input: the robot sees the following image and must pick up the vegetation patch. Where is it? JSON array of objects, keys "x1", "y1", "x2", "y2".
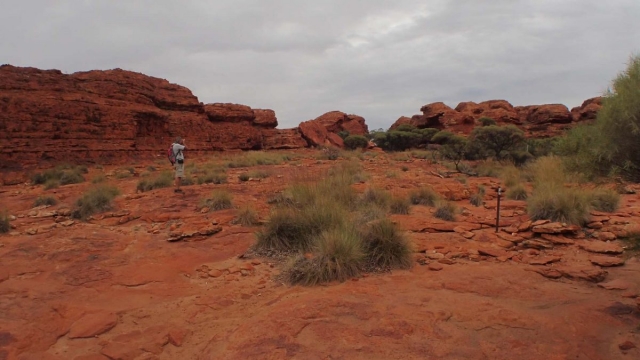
[
  {"x1": 506, "y1": 184, "x2": 528, "y2": 200},
  {"x1": 343, "y1": 135, "x2": 369, "y2": 150},
  {"x1": 234, "y1": 206, "x2": 260, "y2": 226},
  {"x1": 31, "y1": 165, "x2": 86, "y2": 186},
  {"x1": 434, "y1": 201, "x2": 457, "y2": 221},
  {"x1": 202, "y1": 190, "x2": 233, "y2": 211},
  {"x1": 0, "y1": 211, "x2": 10, "y2": 234},
  {"x1": 409, "y1": 187, "x2": 440, "y2": 206},
  {"x1": 72, "y1": 185, "x2": 120, "y2": 220},
  {"x1": 390, "y1": 196, "x2": 410, "y2": 215},
  {"x1": 590, "y1": 188, "x2": 620, "y2": 213},
  {"x1": 361, "y1": 219, "x2": 412, "y2": 269},
  {"x1": 226, "y1": 152, "x2": 293, "y2": 168},
  {"x1": 136, "y1": 172, "x2": 173, "y2": 192},
  {"x1": 34, "y1": 196, "x2": 58, "y2": 207}
]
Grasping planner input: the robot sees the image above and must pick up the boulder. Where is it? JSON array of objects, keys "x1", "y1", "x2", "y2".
[
  {"x1": 252, "y1": 109, "x2": 278, "y2": 128},
  {"x1": 571, "y1": 97, "x2": 602, "y2": 122},
  {"x1": 204, "y1": 103, "x2": 255, "y2": 123},
  {"x1": 299, "y1": 120, "x2": 343, "y2": 147}
]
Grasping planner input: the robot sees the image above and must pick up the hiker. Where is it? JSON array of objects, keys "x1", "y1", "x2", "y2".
[{"x1": 171, "y1": 137, "x2": 186, "y2": 193}]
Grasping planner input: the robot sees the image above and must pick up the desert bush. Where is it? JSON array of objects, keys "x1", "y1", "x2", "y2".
[
  {"x1": 0, "y1": 211, "x2": 10, "y2": 234},
  {"x1": 469, "y1": 125, "x2": 525, "y2": 160},
  {"x1": 344, "y1": 135, "x2": 369, "y2": 150},
  {"x1": 474, "y1": 160, "x2": 502, "y2": 178},
  {"x1": 198, "y1": 168, "x2": 227, "y2": 184},
  {"x1": 508, "y1": 150, "x2": 534, "y2": 167},
  {"x1": 528, "y1": 156, "x2": 567, "y2": 188},
  {"x1": 526, "y1": 137, "x2": 558, "y2": 158},
  {"x1": 136, "y1": 172, "x2": 173, "y2": 192},
  {"x1": 478, "y1": 117, "x2": 496, "y2": 126},
  {"x1": 72, "y1": 185, "x2": 120, "y2": 220},
  {"x1": 590, "y1": 188, "x2": 620, "y2": 213},
  {"x1": 31, "y1": 166, "x2": 86, "y2": 186},
  {"x1": 34, "y1": 196, "x2": 57, "y2": 207},
  {"x1": 226, "y1": 152, "x2": 291, "y2": 168},
  {"x1": 372, "y1": 127, "x2": 439, "y2": 151},
  {"x1": 439, "y1": 135, "x2": 468, "y2": 171},
  {"x1": 44, "y1": 179, "x2": 60, "y2": 190},
  {"x1": 500, "y1": 166, "x2": 521, "y2": 187},
  {"x1": 410, "y1": 187, "x2": 440, "y2": 206},
  {"x1": 238, "y1": 173, "x2": 250, "y2": 182},
  {"x1": 202, "y1": 190, "x2": 233, "y2": 211},
  {"x1": 286, "y1": 226, "x2": 364, "y2": 286},
  {"x1": 390, "y1": 196, "x2": 410, "y2": 215},
  {"x1": 434, "y1": 201, "x2": 457, "y2": 221},
  {"x1": 506, "y1": 184, "x2": 528, "y2": 200},
  {"x1": 527, "y1": 186, "x2": 591, "y2": 225},
  {"x1": 431, "y1": 131, "x2": 454, "y2": 144},
  {"x1": 234, "y1": 206, "x2": 260, "y2": 226},
  {"x1": 361, "y1": 219, "x2": 412, "y2": 269},
  {"x1": 556, "y1": 56, "x2": 640, "y2": 181},
  {"x1": 338, "y1": 130, "x2": 350, "y2": 140}
]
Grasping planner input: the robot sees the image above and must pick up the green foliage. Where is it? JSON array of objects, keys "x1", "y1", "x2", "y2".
[
  {"x1": 526, "y1": 137, "x2": 557, "y2": 158},
  {"x1": 34, "y1": 196, "x2": 57, "y2": 207},
  {"x1": 238, "y1": 173, "x2": 250, "y2": 182},
  {"x1": 590, "y1": 188, "x2": 620, "y2": 213},
  {"x1": 343, "y1": 135, "x2": 369, "y2": 150},
  {"x1": 72, "y1": 185, "x2": 120, "y2": 220},
  {"x1": 509, "y1": 150, "x2": 534, "y2": 167},
  {"x1": 556, "y1": 56, "x2": 640, "y2": 181},
  {"x1": 136, "y1": 172, "x2": 173, "y2": 192},
  {"x1": 439, "y1": 135, "x2": 468, "y2": 171},
  {"x1": 434, "y1": 201, "x2": 457, "y2": 221},
  {"x1": 527, "y1": 187, "x2": 591, "y2": 225},
  {"x1": 226, "y1": 151, "x2": 292, "y2": 168},
  {"x1": 31, "y1": 166, "x2": 86, "y2": 186},
  {"x1": 500, "y1": 166, "x2": 521, "y2": 187},
  {"x1": 372, "y1": 127, "x2": 439, "y2": 151},
  {"x1": 361, "y1": 219, "x2": 412, "y2": 269},
  {"x1": 361, "y1": 187, "x2": 391, "y2": 209},
  {"x1": 431, "y1": 131, "x2": 454, "y2": 144},
  {"x1": 469, "y1": 125, "x2": 525, "y2": 160},
  {"x1": 0, "y1": 211, "x2": 10, "y2": 234},
  {"x1": 44, "y1": 179, "x2": 60, "y2": 190},
  {"x1": 202, "y1": 190, "x2": 233, "y2": 211},
  {"x1": 337, "y1": 130, "x2": 350, "y2": 140},
  {"x1": 410, "y1": 187, "x2": 440, "y2": 206},
  {"x1": 479, "y1": 117, "x2": 496, "y2": 126},
  {"x1": 395, "y1": 124, "x2": 417, "y2": 132}
]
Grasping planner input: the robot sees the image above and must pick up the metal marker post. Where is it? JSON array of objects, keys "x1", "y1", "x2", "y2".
[{"x1": 496, "y1": 187, "x2": 502, "y2": 233}]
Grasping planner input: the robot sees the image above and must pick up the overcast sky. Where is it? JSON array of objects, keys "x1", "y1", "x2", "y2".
[{"x1": 2, "y1": 1, "x2": 639, "y2": 130}]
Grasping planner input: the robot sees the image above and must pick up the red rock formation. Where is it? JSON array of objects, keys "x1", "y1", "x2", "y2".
[
  {"x1": 391, "y1": 98, "x2": 603, "y2": 137},
  {"x1": 298, "y1": 111, "x2": 368, "y2": 147},
  {"x1": 0, "y1": 65, "x2": 313, "y2": 170}
]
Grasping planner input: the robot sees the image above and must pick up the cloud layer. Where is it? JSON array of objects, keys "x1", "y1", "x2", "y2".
[{"x1": 2, "y1": 0, "x2": 639, "y2": 129}]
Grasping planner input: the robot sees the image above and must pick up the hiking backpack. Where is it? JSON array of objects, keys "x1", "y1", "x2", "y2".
[{"x1": 167, "y1": 143, "x2": 176, "y2": 165}]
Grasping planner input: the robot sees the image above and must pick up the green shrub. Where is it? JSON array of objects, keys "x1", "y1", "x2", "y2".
[
  {"x1": 395, "y1": 124, "x2": 417, "y2": 132},
  {"x1": 286, "y1": 226, "x2": 364, "y2": 286},
  {"x1": 234, "y1": 206, "x2": 260, "y2": 226},
  {"x1": 506, "y1": 184, "x2": 528, "y2": 200},
  {"x1": 469, "y1": 125, "x2": 525, "y2": 160},
  {"x1": 555, "y1": 56, "x2": 640, "y2": 181},
  {"x1": 439, "y1": 135, "x2": 468, "y2": 171},
  {"x1": 590, "y1": 188, "x2": 620, "y2": 213},
  {"x1": 44, "y1": 179, "x2": 60, "y2": 190},
  {"x1": 32, "y1": 166, "x2": 86, "y2": 186},
  {"x1": 528, "y1": 156, "x2": 567, "y2": 188},
  {"x1": 0, "y1": 211, "x2": 10, "y2": 234},
  {"x1": 390, "y1": 196, "x2": 410, "y2": 215},
  {"x1": 34, "y1": 196, "x2": 57, "y2": 207},
  {"x1": 136, "y1": 172, "x2": 173, "y2": 192},
  {"x1": 202, "y1": 190, "x2": 233, "y2": 211},
  {"x1": 343, "y1": 135, "x2": 369, "y2": 150},
  {"x1": 226, "y1": 152, "x2": 291, "y2": 168},
  {"x1": 72, "y1": 185, "x2": 120, "y2": 220},
  {"x1": 434, "y1": 201, "x2": 457, "y2": 221},
  {"x1": 500, "y1": 166, "x2": 521, "y2": 187},
  {"x1": 479, "y1": 117, "x2": 496, "y2": 126},
  {"x1": 362, "y1": 219, "x2": 412, "y2": 269},
  {"x1": 410, "y1": 187, "x2": 440, "y2": 206},
  {"x1": 338, "y1": 130, "x2": 350, "y2": 140},
  {"x1": 238, "y1": 173, "x2": 250, "y2": 182}
]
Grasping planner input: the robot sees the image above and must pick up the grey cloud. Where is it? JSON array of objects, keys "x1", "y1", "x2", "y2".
[{"x1": 1, "y1": 0, "x2": 639, "y2": 130}]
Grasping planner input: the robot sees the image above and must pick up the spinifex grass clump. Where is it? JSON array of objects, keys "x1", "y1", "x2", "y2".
[
  {"x1": 389, "y1": 196, "x2": 410, "y2": 215},
  {"x1": 34, "y1": 196, "x2": 58, "y2": 207},
  {"x1": 136, "y1": 172, "x2": 173, "y2": 192},
  {"x1": 506, "y1": 184, "x2": 528, "y2": 200},
  {"x1": 526, "y1": 156, "x2": 592, "y2": 225},
  {"x1": 226, "y1": 152, "x2": 293, "y2": 168},
  {"x1": 202, "y1": 190, "x2": 233, "y2": 211},
  {"x1": 257, "y1": 162, "x2": 412, "y2": 285},
  {"x1": 409, "y1": 186, "x2": 440, "y2": 206},
  {"x1": 31, "y1": 165, "x2": 86, "y2": 186},
  {"x1": 590, "y1": 188, "x2": 620, "y2": 213},
  {"x1": 234, "y1": 206, "x2": 260, "y2": 226},
  {"x1": 361, "y1": 219, "x2": 412, "y2": 269},
  {"x1": 434, "y1": 201, "x2": 457, "y2": 221},
  {"x1": 72, "y1": 185, "x2": 120, "y2": 220},
  {"x1": 0, "y1": 211, "x2": 10, "y2": 234}
]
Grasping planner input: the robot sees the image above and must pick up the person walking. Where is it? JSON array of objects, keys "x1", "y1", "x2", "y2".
[{"x1": 172, "y1": 137, "x2": 186, "y2": 193}]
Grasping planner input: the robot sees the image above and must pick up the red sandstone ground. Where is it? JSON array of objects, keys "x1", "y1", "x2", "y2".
[{"x1": 1, "y1": 149, "x2": 640, "y2": 360}]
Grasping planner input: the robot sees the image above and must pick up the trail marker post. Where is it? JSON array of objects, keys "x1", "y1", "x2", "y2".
[{"x1": 496, "y1": 187, "x2": 502, "y2": 233}]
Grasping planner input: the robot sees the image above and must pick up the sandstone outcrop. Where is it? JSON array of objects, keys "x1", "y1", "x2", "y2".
[
  {"x1": 391, "y1": 97, "x2": 603, "y2": 137},
  {"x1": 0, "y1": 65, "x2": 371, "y2": 169}
]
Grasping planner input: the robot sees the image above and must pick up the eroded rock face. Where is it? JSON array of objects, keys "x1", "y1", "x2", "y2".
[
  {"x1": 0, "y1": 65, "x2": 315, "y2": 169},
  {"x1": 392, "y1": 97, "x2": 603, "y2": 137},
  {"x1": 298, "y1": 111, "x2": 367, "y2": 147}
]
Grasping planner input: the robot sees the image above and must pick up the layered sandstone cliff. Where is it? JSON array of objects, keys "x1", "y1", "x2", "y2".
[
  {"x1": 0, "y1": 65, "x2": 366, "y2": 169},
  {"x1": 391, "y1": 98, "x2": 603, "y2": 137}
]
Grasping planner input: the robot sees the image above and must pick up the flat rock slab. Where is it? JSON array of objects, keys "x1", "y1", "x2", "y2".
[
  {"x1": 529, "y1": 256, "x2": 562, "y2": 266},
  {"x1": 578, "y1": 241, "x2": 624, "y2": 255},
  {"x1": 540, "y1": 234, "x2": 575, "y2": 245},
  {"x1": 589, "y1": 256, "x2": 625, "y2": 267},
  {"x1": 598, "y1": 279, "x2": 632, "y2": 291},
  {"x1": 532, "y1": 222, "x2": 580, "y2": 234},
  {"x1": 69, "y1": 312, "x2": 118, "y2": 339},
  {"x1": 477, "y1": 248, "x2": 508, "y2": 258},
  {"x1": 556, "y1": 265, "x2": 608, "y2": 283}
]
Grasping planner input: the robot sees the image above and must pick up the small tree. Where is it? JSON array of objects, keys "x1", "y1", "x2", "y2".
[
  {"x1": 440, "y1": 135, "x2": 468, "y2": 171},
  {"x1": 470, "y1": 125, "x2": 524, "y2": 160},
  {"x1": 343, "y1": 135, "x2": 369, "y2": 150},
  {"x1": 337, "y1": 131, "x2": 350, "y2": 140}
]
